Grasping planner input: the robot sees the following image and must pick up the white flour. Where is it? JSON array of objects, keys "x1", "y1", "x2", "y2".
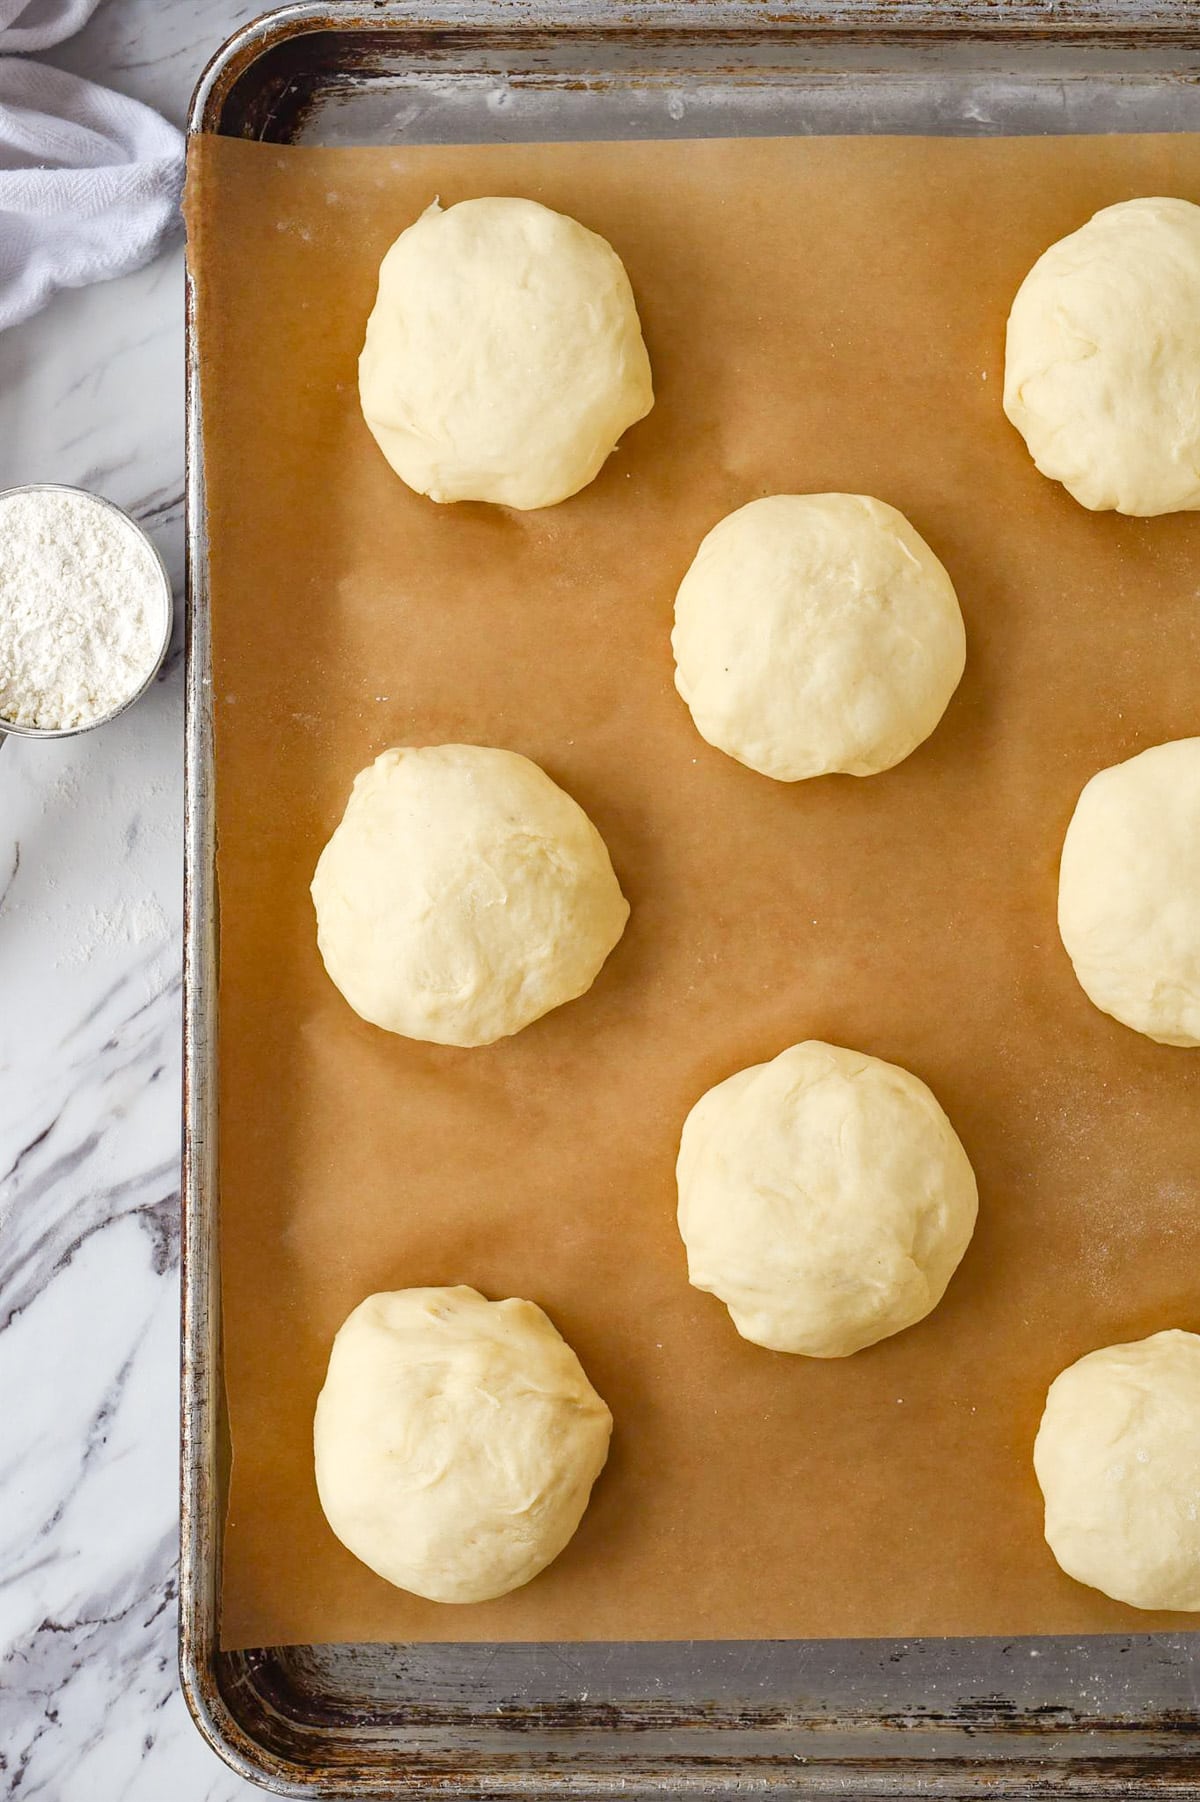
[
  {"x1": 58, "y1": 892, "x2": 171, "y2": 968},
  {"x1": 0, "y1": 488, "x2": 164, "y2": 730}
]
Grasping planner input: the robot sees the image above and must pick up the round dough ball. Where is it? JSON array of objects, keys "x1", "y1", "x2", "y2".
[
  {"x1": 1058, "y1": 738, "x2": 1200, "y2": 1046},
  {"x1": 676, "y1": 1040, "x2": 978, "y2": 1358},
  {"x1": 358, "y1": 196, "x2": 654, "y2": 510},
  {"x1": 314, "y1": 1287, "x2": 612, "y2": 1603},
  {"x1": 1034, "y1": 1330, "x2": 1200, "y2": 1611},
  {"x1": 1004, "y1": 196, "x2": 1200, "y2": 515},
  {"x1": 311, "y1": 744, "x2": 629, "y2": 1048},
  {"x1": 671, "y1": 494, "x2": 965, "y2": 782}
]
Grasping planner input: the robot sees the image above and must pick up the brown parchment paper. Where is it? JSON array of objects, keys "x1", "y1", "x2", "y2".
[{"x1": 188, "y1": 130, "x2": 1200, "y2": 1651}]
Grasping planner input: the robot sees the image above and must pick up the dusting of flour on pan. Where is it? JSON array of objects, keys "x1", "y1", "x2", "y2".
[{"x1": 0, "y1": 488, "x2": 164, "y2": 730}]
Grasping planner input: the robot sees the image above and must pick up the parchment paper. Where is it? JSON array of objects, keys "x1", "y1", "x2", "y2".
[{"x1": 187, "y1": 131, "x2": 1200, "y2": 1651}]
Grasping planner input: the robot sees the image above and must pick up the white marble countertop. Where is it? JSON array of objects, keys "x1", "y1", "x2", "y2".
[{"x1": 1, "y1": 3, "x2": 267, "y2": 1796}]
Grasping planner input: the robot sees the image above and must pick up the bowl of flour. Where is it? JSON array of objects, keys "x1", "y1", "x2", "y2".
[{"x1": 0, "y1": 484, "x2": 173, "y2": 739}]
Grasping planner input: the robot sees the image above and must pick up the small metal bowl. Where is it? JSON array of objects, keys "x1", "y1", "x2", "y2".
[{"x1": 0, "y1": 483, "x2": 174, "y2": 744}]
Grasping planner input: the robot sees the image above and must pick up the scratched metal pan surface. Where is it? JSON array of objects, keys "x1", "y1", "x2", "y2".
[{"x1": 181, "y1": 5, "x2": 1200, "y2": 1795}]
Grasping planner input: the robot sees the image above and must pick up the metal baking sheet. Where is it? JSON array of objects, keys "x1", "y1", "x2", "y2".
[{"x1": 181, "y1": 4, "x2": 1200, "y2": 1793}]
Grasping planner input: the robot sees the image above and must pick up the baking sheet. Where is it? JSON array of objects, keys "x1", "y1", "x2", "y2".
[{"x1": 187, "y1": 130, "x2": 1200, "y2": 1652}]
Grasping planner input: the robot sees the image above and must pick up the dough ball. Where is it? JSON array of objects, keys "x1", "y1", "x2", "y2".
[
  {"x1": 311, "y1": 744, "x2": 629, "y2": 1047},
  {"x1": 1058, "y1": 738, "x2": 1200, "y2": 1046},
  {"x1": 314, "y1": 1287, "x2": 612, "y2": 1604},
  {"x1": 671, "y1": 494, "x2": 965, "y2": 782},
  {"x1": 1034, "y1": 1330, "x2": 1200, "y2": 1611},
  {"x1": 1004, "y1": 197, "x2": 1200, "y2": 515},
  {"x1": 676, "y1": 1040, "x2": 978, "y2": 1358},
  {"x1": 358, "y1": 196, "x2": 654, "y2": 510}
]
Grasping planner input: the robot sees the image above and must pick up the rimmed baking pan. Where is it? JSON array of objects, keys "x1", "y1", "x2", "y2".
[{"x1": 182, "y1": 5, "x2": 1200, "y2": 1793}]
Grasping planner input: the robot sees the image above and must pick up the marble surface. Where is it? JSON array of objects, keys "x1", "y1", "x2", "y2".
[{"x1": 0, "y1": 3, "x2": 264, "y2": 1796}]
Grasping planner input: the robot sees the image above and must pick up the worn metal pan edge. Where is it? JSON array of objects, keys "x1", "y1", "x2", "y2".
[{"x1": 179, "y1": 4, "x2": 1200, "y2": 1793}]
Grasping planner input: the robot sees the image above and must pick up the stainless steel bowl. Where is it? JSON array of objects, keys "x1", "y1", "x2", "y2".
[{"x1": 0, "y1": 482, "x2": 174, "y2": 745}]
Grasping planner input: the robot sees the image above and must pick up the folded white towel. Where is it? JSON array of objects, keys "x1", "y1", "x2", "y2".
[
  {"x1": 0, "y1": 1, "x2": 184, "y2": 330},
  {"x1": 0, "y1": 0, "x2": 104, "y2": 54}
]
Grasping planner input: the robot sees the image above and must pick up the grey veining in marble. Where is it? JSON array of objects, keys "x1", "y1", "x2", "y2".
[{"x1": 0, "y1": 2, "x2": 262, "y2": 1796}]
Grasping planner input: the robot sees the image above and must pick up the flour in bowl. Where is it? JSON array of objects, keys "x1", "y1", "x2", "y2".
[{"x1": 0, "y1": 487, "x2": 166, "y2": 731}]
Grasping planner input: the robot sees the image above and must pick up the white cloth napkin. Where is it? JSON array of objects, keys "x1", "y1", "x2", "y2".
[
  {"x1": 0, "y1": 0, "x2": 184, "y2": 330},
  {"x1": 0, "y1": 0, "x2": 103, "y2": 53}
]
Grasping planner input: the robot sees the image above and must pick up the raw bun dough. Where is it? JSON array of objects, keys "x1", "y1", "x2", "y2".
[
  {"x1": 1004, "y1": 197, "x2": 1200, "y2": 515},
  {"x1": 314, "y1": 1287, "x2": 612, "y2": 1604},
  {"x1": 1058, "y1": 738, "x2": 1200, "y2": 1046},
  {"x1": 676, "y1": 1040, "x2": 978, "y2": 1358},
  {"x1": 358, "y1": 196, "x2": 654, "y2": 510},
  {"x1": 1034, "y1": 1330, "x2": 1200, "y2": 1611},
  {"x1": 311, "y1": 744, "x2": 629, "y2": 1047},
  {"x1": 671, "y1": 494, "x2": 965, "y2": 782}
]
